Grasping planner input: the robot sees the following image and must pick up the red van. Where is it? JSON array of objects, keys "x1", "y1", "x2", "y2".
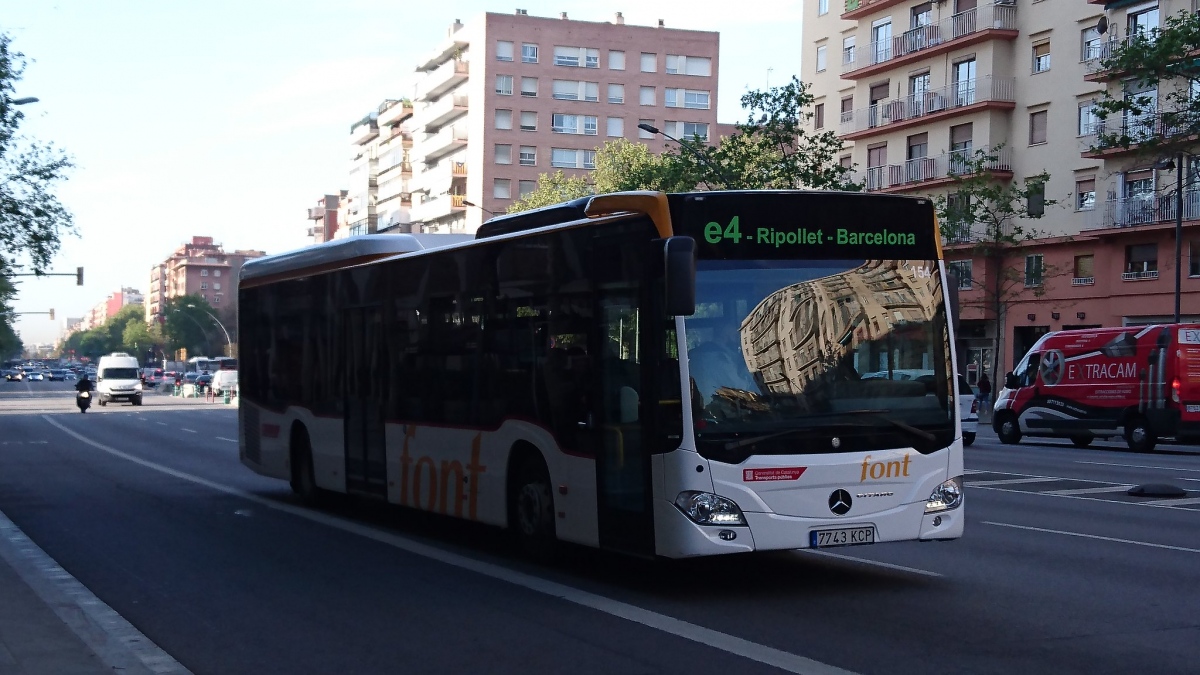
[{"x1": 993, "y1": 324, "x2": 1200, "y2": 451}]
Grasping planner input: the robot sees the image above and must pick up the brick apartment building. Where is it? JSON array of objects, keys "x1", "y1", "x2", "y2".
[{"x1": 145, "y1": 237, "x2": 266, "y2": 326}]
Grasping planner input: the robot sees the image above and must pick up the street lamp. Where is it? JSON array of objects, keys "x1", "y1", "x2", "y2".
[
  {"x1": 460, "y1": 199, "x2": 498, "y2": 216},
  {"x1": 11, "y1": 97, "x2": 39, "y2": 106},
  {"x1": 187, "y1": 304, "x2": 232, "y2": 356},
  {"x1": 636, "y1": 122, "x2": 734, "y2": 189},
  {"x1": 1152, "y1": 153, "x2": 1185, "y2": 323}
]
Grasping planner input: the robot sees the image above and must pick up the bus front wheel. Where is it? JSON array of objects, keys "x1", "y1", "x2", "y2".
[{"x1": 509, "y1": 454, "x2": 556, "y2": 558}]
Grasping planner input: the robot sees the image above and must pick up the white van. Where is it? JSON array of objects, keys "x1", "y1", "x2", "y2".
[
  {"x1": 210, "y1": 370, "x2": 238, "y2": 396},
  {"x1": 95, "y1": 353, "x2": 143, "y2": 406}
]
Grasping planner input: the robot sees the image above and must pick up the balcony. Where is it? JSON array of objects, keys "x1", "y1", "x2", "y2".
[
  {"x1": 1084, "y1": 190, "x2": 1200, "y2": 230},
  {"x1": 350, "y1": 116, "x2": 379, "y2": 146},
  {"x1": 859, "y1": 146, "x2": 1012, "y2": 193},
  {"x1": 307, "y1": 207, "x2": 326, "y2": 220},
  {"x1": 1080, "y1": 112, "x2": 1189, "y2": 158},
  {"x1": 1123, "y1": 270, "x2": 1159, "y2": 281},
  {"x1": 420, "y1": 94, "x2": 469, "y2": 132},
  {"x1": 841, "y1": 3, "x2": 1018, "y2": 80},
  {"x1": 409, "y1": 193, "x2": 465, "y2": 223},
  {"x1": 416, "y1": 38, "x2": 469, "y2": 72},
  {"x1": 413, "y1": 161, "x2": 467, "y2": 195},
  {"x1": 1071, "y1": 277, "x2": 1095, "y2": 286},
  {"x1": 378, "y1": 99, "x2": 414, "y2": 127},
  {"x1": 839, "y1": 77, "x2": 1015, "y2": 140},
  {"x1": 842, "y1": 0, "x2": 909, "y2": 21},
  {"x1": 419, "y1": 124, "x2": 468, "y2": 162},
  {"x1": 416, "y1": 59, "x2": 468, "y2": 102}
]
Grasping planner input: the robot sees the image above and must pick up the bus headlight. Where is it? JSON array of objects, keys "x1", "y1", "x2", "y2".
[
  {"x1": 674, "y1": 491, "x2": 746, "y2": 526},
  {"x1": 924, "y1": 477, "x2": 963, "y2": 514}
]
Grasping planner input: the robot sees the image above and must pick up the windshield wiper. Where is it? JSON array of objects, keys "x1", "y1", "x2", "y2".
[{"x1": 721, "y1": 409, "x2": 935, "y2": 451}]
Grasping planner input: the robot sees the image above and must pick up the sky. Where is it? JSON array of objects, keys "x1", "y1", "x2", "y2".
[{"x1": 3, "y1": 0, "x2": 802, "y2": 345}]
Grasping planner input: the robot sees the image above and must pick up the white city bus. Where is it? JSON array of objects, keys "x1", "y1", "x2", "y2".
[{"x1": 237, "y1": 191, "x2": 964, "y2": 557}]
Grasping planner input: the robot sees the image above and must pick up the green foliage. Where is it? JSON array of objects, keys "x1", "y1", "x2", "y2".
[
  {"x1": 505, "y1": 77, "x2": 858, "y2": 214},
  {"x1": 1091, "y1": 10, "x2": 1200, "y2": 167},
  {"x1": 505, "y1": 170, "x2": 592, "y2": 214},
  {"x1": 59, "y1": 304, "x2": 155, "y2": 361},
  {"x1": 161, "y1": 295, "x2": 221, "y2": 356}
]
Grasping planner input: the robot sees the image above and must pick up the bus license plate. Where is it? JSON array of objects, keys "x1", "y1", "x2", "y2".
[{"x1": 810, "y1": 527, "x2": 876, "y2": 548}]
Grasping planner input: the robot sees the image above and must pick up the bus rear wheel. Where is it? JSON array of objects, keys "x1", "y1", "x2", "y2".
[
  {"x1": 996, "y1": 414, "x2": 1022, "y2": 445},
  {"x1": 509, "y1": 455, "x2": 556, "y2": 558},
  {"x1": 289, "y1": 426, "x2": 323, "y2": 506}
]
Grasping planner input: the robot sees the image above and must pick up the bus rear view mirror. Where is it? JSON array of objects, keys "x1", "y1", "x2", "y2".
[{"x1": 662, "y1": 236, "x2": 696, "y2": 317}]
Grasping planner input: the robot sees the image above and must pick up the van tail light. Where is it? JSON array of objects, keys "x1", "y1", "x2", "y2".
[
  {"x1": 1172, "y1": 378, "x2": 1181, "y2": 404},
  {"x1": 970, "y1": 399, "x2": 978, "y2": 413}
]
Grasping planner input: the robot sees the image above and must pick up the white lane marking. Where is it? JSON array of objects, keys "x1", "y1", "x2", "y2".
[
  {"x1": 156, "y1": 422, "x2": 167, "y2": 426},
  {"x1": 983, "y1": 521, "x2": 1200, "y2": 554},
  {"x1": 215, "y1": 437, "x2": 238, "y2": 443},
  {"x1": 181, "y1": 428, "x2": 197, "y2": 434},
  {"x1": 41, "y1": 415, "x2": 856, "y2": 675},
  {"x1": 1041, "y1": 485, "x2": 1133, "y2": 496},
  {"x1": 965, "y1": 476, "x2": 1062, "y2": 487},
  {"x1": 1139, "y1": 497, "x2": 1200, "y2": 506},
  {"x1": 969, "y1": 484, "x2": 1200, "y2": 512},
  {"x1": 798, "y1": 550, "x2": 942, "y2": 578},
  {"x1": 1176, "y1": 477, "x2": 1200, "y2": 483},
  {"x1": 0, "y1": 509, "x2": 192, "y2": 674},
  {"x1": 1075, "y1": 460, "x2": 1200, "y2": 473}
]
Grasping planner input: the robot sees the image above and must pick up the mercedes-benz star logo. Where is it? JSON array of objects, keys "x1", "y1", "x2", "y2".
[{"x1": 828, "y1": 489, "x2": 852, "y2": 515}]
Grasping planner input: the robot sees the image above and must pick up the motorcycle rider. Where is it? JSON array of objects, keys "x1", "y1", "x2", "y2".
[{"x1": 75, "y1": 373, "x2": 95, "y2": 412}]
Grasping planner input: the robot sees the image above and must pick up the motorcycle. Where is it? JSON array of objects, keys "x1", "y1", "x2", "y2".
[{"x1": 76, "y1": 390, "x2": 91, "y2": 413}]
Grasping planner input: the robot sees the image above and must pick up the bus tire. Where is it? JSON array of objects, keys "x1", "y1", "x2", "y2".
[
  {"x1": 963, "y1": 432, "x2": 976, "y2": 446},
  {"x1": 1125, "y1": 417, "x2": 1156, "y2": 453},
  {"x1": 1070, "y1": 435, "x2": 1093, "y2": 448},
  {"x1": 289, "y1": 424, "x2": 323, "y2": 506},
  {"x1": 996, "y1": 414, "x2": 1022, "y2": 445},
  {"x1": 508, "y1": 451, "x2": 556, "y2": 559}
]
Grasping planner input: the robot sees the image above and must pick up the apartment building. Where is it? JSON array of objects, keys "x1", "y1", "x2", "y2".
[
  {"x1": 804, "y1": 0, "x2": 1200, "y2": 378},
  {"x1": 351, "y1": 10, "x2": 720, "y2": 234},
  {"x1": 306, "y1": 191, "x2": 348, "y2": 243},
  {"x1": 145, "y1": 237, "x2": 266, "y2": 325}
]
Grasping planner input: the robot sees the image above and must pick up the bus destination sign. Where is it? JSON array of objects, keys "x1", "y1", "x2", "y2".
[{"x1": 704, "y1": 216, "x2": 917, "y2": 249}]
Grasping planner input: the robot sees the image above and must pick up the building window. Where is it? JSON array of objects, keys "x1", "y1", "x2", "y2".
[
  {"x1": 638, "y1": 120, "x2": 655, "y2": 139},
  {"x1": 214, "y1": 294, "x2": 221, "y2": 304},
  {"x1": 495, "y1": 144, "x2": 512, "y2": 164},
  {"x1": 1074, "y1": 254, "x2": 1094, "y2": 283},
  {"x1": 520, "y1": 77, "x2": 538, "y2": 97},
  {"x1": 552, "y1": 114, "x2": 598, "y2": 135},
  {"x1": 664, "y1": 121, "x2": 709, "y2": 142},
  {"x1": 665, "y1": 55, "x2": 712, "y2": 76},
  {"x1": 946, "y1": 192, "x2": 972, "y2": 239},
  {"x1": 550, "y1": 148, "x2": 597, "y2": 169},
  {"x1": 1190, "y1": 240, "x2": 1200, "y2": 277},
  {"x1": 519, "y1": 111, "x2": 537, "y2": 131},
  {"x1": 496, "y1": 75, "x2": 513, "y2": 96},
  {"x1": 1029, "y1": 110, "x2": 1048, "y2": 145},
  {"x1": 948, "y1": 260, "x2": 973, "y2": 290},
  {"x1": 497, "y1": 41, "x2": 514, "y2": 62},
  {"x1": 840, "y1": 155, "x2": 852, "y2": 169},
  {"x1": 200, "y1": 282, "x2": 208, "y2": 290},
  {"x1": 554, "y1": 46, "x2": 599, "y2": 68},
  {"x1": 519, "y1": 146, "x2": 536, "y2": 166},
  {"x1": 494, "y1": 178, "x2": 512, "y2": 199},
  {"x1": 1128, "y1": 6, "x2": 1160, "y2": 37},
  {"x1": 1032, "y1": 42, "x2": 1051, "y2": 73},
  {"x1": 1024, "y1": 254, "x2": 1044, "y2": 287},
  {"x1": 213, "y1": 283, "x2": 221, "y2": 290},
  {"x1": 607, "y1": 117, "x2": 624, "y2": 137},
  {"x1": 639, "y1": 86, "x2": 656, "y2": 106},
  {"x1": 214, "y1": 270, "x2": 221, "y2": 277},
  {"x1": 495, "y1": 109, "x2": 513, "y2": 130},
  {"x1": 552, "y1": 80, "x2": 598, "y2": 101},
  {"x1": 519, "y1": 180, "x2": 536, "y2": 197},
  {"x1": 842, "y1": 36, "x2": 856, "y2": 66},
  {"x1": 1125, "y1": 244, "x2": 1158, "y2": 276},
  {"x1": 607, "y1": 83, "x2": 625, "y2": 104},
  {"x1": 1078, "y1": 101, "x2": 1099, "y2": 135},
  {"x1": 1081, "y1": 27, "x2": 1101, "y2": 61},
  {"x1": 816, "y1": 45, "x2": 828, "y2": 72},
  {"x1": 609, "y1": 50, "x2": 625, "y2": 70},
  {"x1": 201, "y1": 269, "x2": 209, "y2": 276},
  {"x1": 522, "y1": 43, "x2": 538, "y2": 63},
  {"x1": 815, "y1": 103, "x2": 825, "y2": 129},
  {"x1": 664, "y1": 88, "x2": 710, "y2": 109},
  {"x1": 640, "y1": 52, "x2": 657, "y2": 72},
  {"x1": 1076, "y1": 178, "x2": 1095, "y2": 210},
  {"x1": 819, "y1": 0, "x2": 829, "y2": 15}
]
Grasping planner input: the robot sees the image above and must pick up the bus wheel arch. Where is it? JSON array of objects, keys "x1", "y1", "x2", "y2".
[
  {"x1": 289, "y1": 422, "x2": 322, "y2": 505},
  {"x1": 506, "y1": 442, "x2": 556, "y2": 556}
]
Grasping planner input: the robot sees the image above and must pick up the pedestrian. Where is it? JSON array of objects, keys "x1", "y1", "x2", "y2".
[{"x1": 976, "y1": 372, "x2": 992, "y2": 410}]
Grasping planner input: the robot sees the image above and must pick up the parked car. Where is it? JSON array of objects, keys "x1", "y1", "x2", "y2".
[
  {"x1": 210, "y1": 370, "x2": 238, "y2": 395},
  {"x1": 194, "y1": 373, "x2": 213, "y2": 392}
]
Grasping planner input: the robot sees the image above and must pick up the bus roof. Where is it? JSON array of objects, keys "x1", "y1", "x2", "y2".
[{"x1": 240, "y1": 234, "x2": 468, "y2": 287}]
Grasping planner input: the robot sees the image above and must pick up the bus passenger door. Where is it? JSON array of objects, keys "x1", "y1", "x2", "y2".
[
  {"x1": 344, "y1": 307, "x2": 387, "y2": 497},
  {"x1": 591, "y1": 294, "x2": 656, "y2": 556}
]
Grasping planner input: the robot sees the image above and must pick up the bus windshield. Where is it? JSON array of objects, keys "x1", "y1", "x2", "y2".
[{"x1": 684, "y1": 258, "x2": 953, "y2": 461}]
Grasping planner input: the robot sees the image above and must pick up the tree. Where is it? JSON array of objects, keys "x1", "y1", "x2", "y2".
[
  {"x1": 506, "y1": 77, "x2": 858, "y2": 214},
  {"x1": 162, "y1": 295, "x2": 219, "y2": 357},
  {"x1": 1090, "y1": 10, "x2": 1200, "y2": 165},
  {"x1": 0, "y1": 32, "x2": 76, "y2": 275},
  {"x1": 933, "y1": 145, "x2": 1061, "y2": 381}
]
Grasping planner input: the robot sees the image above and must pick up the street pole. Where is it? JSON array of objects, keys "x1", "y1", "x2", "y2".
[
  {"x1": 188, "y1": 304, "x2": 231, "y2": 357},
  {"x1": 1174, "y1": 150, "x2": 1184, "y2": 324}
]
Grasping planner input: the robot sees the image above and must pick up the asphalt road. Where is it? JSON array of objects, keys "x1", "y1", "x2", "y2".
[{"x1": 2, "y1": 379, "x2": 1200, "y2": 674}]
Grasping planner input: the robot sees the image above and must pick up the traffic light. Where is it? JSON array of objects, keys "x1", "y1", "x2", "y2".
[
  {"x1": 49, "y1": 308, "x2": 55, "y2": 320},
  {"x1": 76, "y1": 267, "x2": 83, "y2": 286}
]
